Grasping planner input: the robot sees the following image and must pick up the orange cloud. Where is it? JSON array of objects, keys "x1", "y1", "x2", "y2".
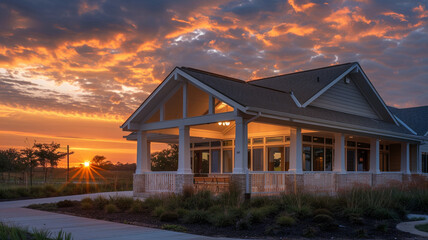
[
  {"x1": 383, "y1": 12, "x2": 407, "y2": 22},
  {"x1": 288, "y1": 0, "x2": 316, "y2": 13},
  {"x1": 413, "y1": 5, "x2": 428, "y2": 18},
  {"x1": 267, "y1": 23, "x2": 315, "y2": 37}
]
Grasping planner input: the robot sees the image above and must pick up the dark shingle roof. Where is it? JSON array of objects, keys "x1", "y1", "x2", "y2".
[
  {"x1": 389, "y1": 106, "x2": 428, "y2": 136},
  {"x1": 179, "y1": 66, "x2": 413, "y2": 136},
  {"x1": 249, "y1": 62, "x2": 357, "y2": 103}
]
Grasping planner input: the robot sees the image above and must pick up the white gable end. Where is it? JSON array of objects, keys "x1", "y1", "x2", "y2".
[{"x1": 310, "y1": 77, "x2": 380, "y2": 119}]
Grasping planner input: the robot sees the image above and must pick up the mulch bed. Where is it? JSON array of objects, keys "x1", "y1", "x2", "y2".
[{"x1": 33, "y1": 203, "x2": 423, "y2": 239}]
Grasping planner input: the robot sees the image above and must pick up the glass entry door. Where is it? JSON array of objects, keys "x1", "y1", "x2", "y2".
[{"x1": 193, "y1": 150, "x2": 209, "y2": 176}]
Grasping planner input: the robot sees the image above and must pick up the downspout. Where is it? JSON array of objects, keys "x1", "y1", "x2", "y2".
[{"x1": 244, "y1": 112, "x2": 261, "y2": 198}]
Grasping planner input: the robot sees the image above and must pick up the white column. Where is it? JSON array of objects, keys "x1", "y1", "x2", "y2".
[
  {"x1": 370, "y1": 138, "x2": 380, "y2": 174},
  {"x1": 401, "y1": 142, "x2": 410, "y2": 174},
  {"x1": 136, "y1": 131, "x2": 150, "y2": 174},
  {"x1": 334, "y1": 133, "x2": 346, "y2": 173},
  {"x1": 233, "y1": 117, "x2": 248, "y2": 173},
  {"x1": 289, "y1": 127, "x2": 302, "y2": 173},
  {"x1": 177, "y1": 125, "x2": 192, "y2": 174}
]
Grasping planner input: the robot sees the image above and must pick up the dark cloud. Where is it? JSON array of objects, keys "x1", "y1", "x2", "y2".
[{"x1": 0, "y1": 0, "x2": 427, "y2": 120}]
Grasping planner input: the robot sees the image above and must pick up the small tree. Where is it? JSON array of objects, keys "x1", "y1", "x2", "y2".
[
  {"x1": 151, "y1": 144, "x2": 178, "y2": 171},
  {"x1": 92, "y1": 155, "x2": 106, "y2": 166},
  {"x1": 0, "y1": 148, "x2": 20, "y2": 182},
  {"x1": 34, "y1": 142, "x2": 67, "y2": 183},
  {"x1": 20, "y1": 147, "x2": 38, "y2": 187}
]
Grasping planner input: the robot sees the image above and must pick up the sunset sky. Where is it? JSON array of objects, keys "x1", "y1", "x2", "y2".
[{"x1": 1, "y1": 0, "x2": 427, "y2": 167}]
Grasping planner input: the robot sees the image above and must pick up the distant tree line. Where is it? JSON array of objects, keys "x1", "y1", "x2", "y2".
[
  {"x1": 90, "y1": 155, "x2": 136, "y2": 171},
  {"x1": 151, "y1": 144, "x2": 178, "y2": 171},
  {"x1": 0, "y1": 142, "x2": 67, "y2": 186}
]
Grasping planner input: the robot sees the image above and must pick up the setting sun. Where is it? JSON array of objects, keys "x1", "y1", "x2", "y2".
[{"x1": 83, "y1": 161, "x2": 90, "y2": 167}]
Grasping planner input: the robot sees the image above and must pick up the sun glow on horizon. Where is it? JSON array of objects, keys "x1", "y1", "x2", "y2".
[{"x1": 83, "y1": 161, "x2": 90, "y2": 167}]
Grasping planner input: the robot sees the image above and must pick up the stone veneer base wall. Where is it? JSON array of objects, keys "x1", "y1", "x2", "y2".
[{"x1": 133, "y1": 173, "x2": 428, "y2": 197}]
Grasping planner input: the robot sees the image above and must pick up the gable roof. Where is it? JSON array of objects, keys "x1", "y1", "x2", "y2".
[
  {"x1": 122, "y1": 63, "x2": 422, "y2": 141},
  {"x1": 179, "y1": 67, "x2": 412, "y2": 137},
  {"x1": 249, "y1": 62, "x2": 357, "y2": 104},
  {"x1": 389, "y1": 106, "x2": 428, "y2": 136}
]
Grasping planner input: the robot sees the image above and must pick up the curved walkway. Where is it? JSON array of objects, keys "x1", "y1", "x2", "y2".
[
  {"x1": 0, "y1": 192, "x2": 236, "y2": 240},
  {"x1": 396, "y1": 214, "x2": 428, "y2": 238}
]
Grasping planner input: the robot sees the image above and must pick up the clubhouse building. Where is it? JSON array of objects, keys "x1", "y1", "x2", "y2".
[{"x1": 121, "y1": 62, "x2": 428, "y2": 196}]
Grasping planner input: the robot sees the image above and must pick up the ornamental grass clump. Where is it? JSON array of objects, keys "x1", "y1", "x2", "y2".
[
  {"x1": 276, "y1": 215, "x2": 296, "y2": 226},
  {"x1": 104, "y1": 203, "x2": 119, "y2": 214},
  {"x1": 109, "y1": 196, "x2": 134, "y2": 211},
  {"x1": 182, "y1": 209, "x2": 209, "y2": 224},
  {"x1": 93, "y1": 196, "x2": 109, "y2": 210},
  {"x1": 130, "y1": 199, "x2": 145, "y2": 213}
]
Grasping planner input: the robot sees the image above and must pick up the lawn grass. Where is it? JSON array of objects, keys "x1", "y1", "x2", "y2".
[
  {"x1": 0, "y1": 181, "x2": 132, "y2": 201},
  {"x1": 415, "y1": 223, "x2": 428, "y2": 233},
  {"x1": 0, "y1": 222, "x2": 72, "y2": 240}
]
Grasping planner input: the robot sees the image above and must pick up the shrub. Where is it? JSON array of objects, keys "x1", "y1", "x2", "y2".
[
  {"x1": 302, "y1": 226, "x2": 317, "y2": 238},
  {"x1": 182, "y1": 186, "x2": 194, "y2": 199},
  {"x1": 104, "y1": 203, "x2": 119, "y2": 213},
  {"x1": 209, "y1": 211, "x2": 235, "y2": 227},
  {"x1": 236, "y1": 217, "x2": 251, "y2": 230},
  {"x1": 160, "y1": 211, "x2": 179, "y2": 222},
  {"x1": 182, "y1": 210, "x2": 209, "y2": 224},
  {"x1": 57, "y1": 200, "x2": 74, "y2": 208},
  {"x1": 162, "y1": 224, "x2": 187, "y2": 232},
  {"x1": 130, "y1": 199, "x2": 145, "y2": 213},
  {"x1": 110, "y1": 196, "x2": 134, "y2": 211},
  {"x1": 250, "y1": 197, "x2": 270, "y2": 208},
  {"x1": 183, "y1": 190, "x2": 213, "y2": 210},
  {"x1": 176, "y1": 208, "x2": 188, "y2": 218},
  {"x1": 81, "y1": 197, "x2": 93, "y2": 205},
  {"x1": 93, "y1": 196, "x2": 109, "y2": 210},
  {"x1": 143, "y1": 196, "x2": 163, "y2": 210},
  {"x1": 366, "y1": 208, "x2": 397, "y2": 220},
  {"x1": 313, "y1": 208, "x2": 333, "y2": 217},
  {"x1": 81, "y1": 202, "x2": 93, "y2": 210},
  {"x1": 313, "y1": 214, "x2": 334, "y2": 223},
  {"x1": 276, "y1": 215, "x2": 296, "y2": 226},
  {"x1": 291, "y1": 205, "x2": 312, "y2": 219},
  {"x1": 152, "y1": 206, "x2": 166, "y2": 217}
]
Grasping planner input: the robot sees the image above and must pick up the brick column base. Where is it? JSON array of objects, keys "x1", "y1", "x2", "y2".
[
  {"x1": 133, "y1": 173, "x2": 146, "y2": 196},
  {"x1": 175, "y1": 174, "x2": 194, "y2": 194}
]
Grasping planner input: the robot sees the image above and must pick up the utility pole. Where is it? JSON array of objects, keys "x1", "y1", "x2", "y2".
[{"x1": 66, "y1": 145, "x2": 70, "y2": 182}]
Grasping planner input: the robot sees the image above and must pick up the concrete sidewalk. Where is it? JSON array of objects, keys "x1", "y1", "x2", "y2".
[{"x1": 0, "y1": 192, "x2": 236, "y2": 240}]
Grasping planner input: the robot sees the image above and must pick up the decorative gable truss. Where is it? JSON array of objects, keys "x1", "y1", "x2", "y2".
[{"x1": 121, "y1": 68, "x2": 239, "y2": 132}]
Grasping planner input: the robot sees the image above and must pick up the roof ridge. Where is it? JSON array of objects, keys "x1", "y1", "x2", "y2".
[
  {"x1": 180, "y1": 67, "x2": 245, "y2": 83},
  {"x1": 249, "y1": 62, "x2": 357, "y2": 82}
]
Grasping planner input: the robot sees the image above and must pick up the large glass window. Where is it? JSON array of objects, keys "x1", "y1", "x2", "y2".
[
  {"x1": 253, "y1": 148, "x2": 264, "y2": 171},
  {"x1": 313, "y1": 146, "x2": 324, "y2": 171},
  {"x1": 211, "y1": 149, "x2": 220, "y2": 173},
  {"x1": 422, "y1": 152, "x2": 428, "y2": 173},
  {"x1": 223, "y1": 149, "x2": 233, "y2": 173},
  {"x1": 303, "y1": 145, "x2": 312, "y2": 171},
  {"x1": 325, "y1": 147, "x2": 333, "y2": 171},
  {"x1": 357, "y1": 149, "x2": 370, "y2": 171},
  {"x1": 193, "y1": 150, "x2": 209, "y2": 175},
  {"x1": 347, "y1": 149, "x2": 355, "y2": 171},
  {"x1": 268, "y1": 147, "x2": 285, "y2": 171}
]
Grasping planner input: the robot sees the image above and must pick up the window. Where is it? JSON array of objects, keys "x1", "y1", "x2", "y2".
[
  {"x1": 223, "y1": 149, "x2": 233, "y2": 173},
  {"x1": 303, "y1": 135, "x2": 312, "y2": 142},
  {"x1": 347, "y1": 149, "x2": 355, "y2": 171},
  {"x1": 423, "y1": 152, "x2": 428, "y2": 173},
  {"x1": 223, "y1": 140, "x2": 233, "y2": 146},
  {"x1": 303, "y1": 145, "x2": 312, "y2": 171},
  {"x1": 211, "y1": 149, "x2": 220, "y2": 173},
  {"x1": 301, "y1": 134, "x2": 334, "y2": 171},
  {"x1": 266, "y1": 136, "x2": 283, "y2": 143},
  {"x1": 313, "y1": 146, "x2": 324, "y2": 171},
  {"x1": 252, "y1": 148, "x2": 264, "y2": 171},
  {"x1": 211, "y1": 141, "x2": 221, "y2": 147},
  {"x1": 380, "y1": 144, "x2": 390, "y2": 172},
  {"x1": 252, "y1": 138, "x2": 264, "y2": 144},
  {"x1": 268, "y1": 146, "x2": 285, "y2": 171},
  {"x1": 194, "y1": 142, "x2": 210, "y2": 148}
]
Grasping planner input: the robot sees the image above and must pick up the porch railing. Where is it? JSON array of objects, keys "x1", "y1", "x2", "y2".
[{"x1": 145, "y1": 172, "x2": 176, "y2": 192}]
